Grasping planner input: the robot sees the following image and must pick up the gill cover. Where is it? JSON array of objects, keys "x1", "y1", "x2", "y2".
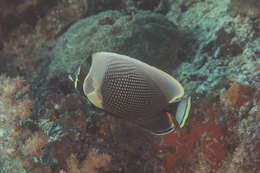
[{"x1": 73, "y1": 52, "x2": 191, "y2": 135}]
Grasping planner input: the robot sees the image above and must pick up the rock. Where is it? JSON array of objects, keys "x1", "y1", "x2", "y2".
[
  {"x1": 257, "y1": 104, "x2": 260, "y2": 120},
  {"x1": 125, "y1": 0, "x2": 160, "y2": 11},
  {"x1": 48, "y1": 10, "x2": 192, "y2": 79},
  {"x1": 0, "y1": 0, "x2": 58, "y2": 39},
  {"x1": 229, "y1": 0, "x2": 260, "y2": 19},
  {"x1": 221, "y1": 82, "x2": 254, "y2": 110},
  {"x1": 85, "y1": 0, "x2": 126, "y2": 16}
]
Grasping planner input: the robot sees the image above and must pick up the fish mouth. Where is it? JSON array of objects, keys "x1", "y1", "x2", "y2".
[{"x1": 68, "y1": 65, "x2": 81, "y2": 90}]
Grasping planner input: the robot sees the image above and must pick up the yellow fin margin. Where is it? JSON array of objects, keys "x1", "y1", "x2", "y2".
[{"x1": 180, "y1": 96, "x2": 191, "y2": 128}]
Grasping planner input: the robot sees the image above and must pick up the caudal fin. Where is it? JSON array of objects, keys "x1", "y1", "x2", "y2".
[
  {"x1": 175, "y1": 96, "x2": 191, "y2": 128},
  {"x1": 138, "y1": 96, "x2": 191, "y2": 135}
]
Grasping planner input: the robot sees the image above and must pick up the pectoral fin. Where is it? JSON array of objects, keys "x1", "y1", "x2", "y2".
[{"x1": 138, "y1": 112, "x2": 176, "y2": 135}]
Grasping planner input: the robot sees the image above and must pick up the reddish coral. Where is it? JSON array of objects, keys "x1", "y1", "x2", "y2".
[
  {"x1": 0, "y1": 75, "x2": 25, "y2": 99},
  {"x1": 16, "y1": 98, "x2": 34, "y2": 120},
  {"x1": 15, "y1": 84, "x2": 32, "y2": 99},
  {"x1": 96, "y1": 116, "x2": 117, "y2": 137},
  {"x1": 162, "y1": 108, "x2": 227, "y2": 172},
  {"x1": 23, "y1": 132, "x2": 49, "y2": 158},
  {"x1": 52, "y1": 136, "x2": 82, "y2": 173},
  {"x1": 66, "y1": 149, "x2": 111, "y2": 173},
  {"x1": 225, "y1": 83, "x2": 253, "y2": 109},
  {"x1": 0, "y1": 75, "x2": 52, "y2": 173}
]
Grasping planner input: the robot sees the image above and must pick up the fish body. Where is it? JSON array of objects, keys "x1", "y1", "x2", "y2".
[{"x1": 69, "y1": 52, "x2": 191, "y2": 135}]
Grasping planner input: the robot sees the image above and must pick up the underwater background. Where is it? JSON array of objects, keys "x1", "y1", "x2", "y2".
[{"x1": 0, "y1": 0, "x2": 260, "y2": 172}]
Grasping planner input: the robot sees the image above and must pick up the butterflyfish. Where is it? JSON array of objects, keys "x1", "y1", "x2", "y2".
[{"x1": 69, "y1": 52, "x2": 191, "y2": 135}]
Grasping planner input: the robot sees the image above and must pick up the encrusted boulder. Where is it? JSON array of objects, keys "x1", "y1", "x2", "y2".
[
  {"x1": 48, "y1": 10, "x2": 192, "y2": 79},
  {"x1": 229, "y1": 0, "x2": 260, "y2": 19}
]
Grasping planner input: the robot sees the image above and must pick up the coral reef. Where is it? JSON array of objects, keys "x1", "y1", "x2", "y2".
[
  {"x1": 0, "y1": 75, "x2": 50, "y2": 173},
  {"x1": 66, "y1": 149, "x2": 111, "y2": 173},
  {"x1": 0, "y1": 0, "x2": 58, "y2": 38},
  {"x1": 0, "y1": 0, "x2": 259, "y2": 172},
  {"x1": 23, "y1": 132, "x2": 48, "y2": 158},
  {"x1": 161, "y1": 107, "x2": 227, "y2": 172},
  {"x1": 0, "y1": 0, "x2": 87, "y2": 76},
  {"x1": 221, "y1": 82, "x2": 254, "y2": 110}
]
